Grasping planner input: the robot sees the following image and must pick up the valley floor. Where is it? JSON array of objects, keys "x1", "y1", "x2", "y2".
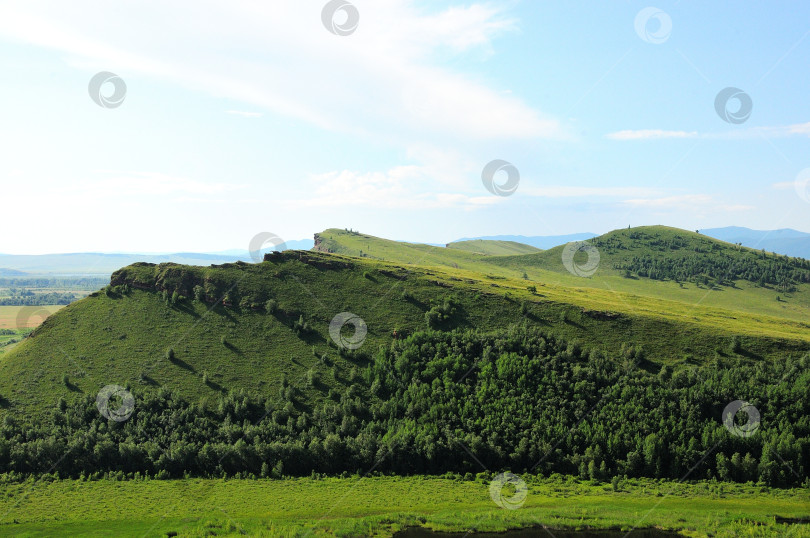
[{"x1": 0, "y1": 476, "x2": 808, "y2": 537}]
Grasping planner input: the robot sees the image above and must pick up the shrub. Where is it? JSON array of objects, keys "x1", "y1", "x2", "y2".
[
  {"x1": 527, "y1": 285, "x2": 537, "y2": 294},
  {"x1": 265, "y1": 299, "x2": 278, "y2": 314},
  {"x1": 425, "y1": 298, "x2": 458, "y2": 329},
  {"x1": 293, "y1": 314, "x2": 311, "y2": 335}
]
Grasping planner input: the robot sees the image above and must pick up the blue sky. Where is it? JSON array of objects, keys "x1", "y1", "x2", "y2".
[{"x1": 0, "y1": 1, "x2": 808, "y2": 254}]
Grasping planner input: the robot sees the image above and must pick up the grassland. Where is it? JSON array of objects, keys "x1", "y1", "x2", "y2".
[
  {"x1": 1, "y1": 249, "x2": 808, "y2": 417},
  {"x1": 446, "y1": 239, "x2": 541, "y2": 256},
  {"x1": 315, "y1": 227, "x2": 810, "y2": 324},
  {"x1": 0, "y1": 476, "x2": 807, "y2": 537}
]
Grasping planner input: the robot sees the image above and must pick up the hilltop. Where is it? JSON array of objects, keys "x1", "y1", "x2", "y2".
[
  {"x1": 318, "y1": 226, "x2": 810, "y2": 324},
  {"x1": 445, "y1": 239, "x2": 541, "y2": 256}
]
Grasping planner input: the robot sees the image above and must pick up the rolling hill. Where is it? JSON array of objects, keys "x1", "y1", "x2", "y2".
[
  {"x1": 317, "y1": 226, "x2": 810, "y2": 324},
  {"x1": 445, "y1": 239, "x2": 541, "y2": 255},
  {"x1": 1, "y1": 231, "x2": 809, "y2": 418},
  {"x1": 0, "y1": 228, "x2": 808, "y2": 491},
  {"x1": 452, "y1": 232, "x2": 599, "y2": 250}
]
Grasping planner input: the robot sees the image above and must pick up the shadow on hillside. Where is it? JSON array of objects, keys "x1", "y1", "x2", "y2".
[
  {"x1": 203, "y1": 379, "x2": 225, "y2": 392},
  {"x1": 296, "y1": 332, "x2": 327, "y2": 346},
  {"x1": 736, "y1": 348, "x2": 764, "y2": 361},
  {"x1": 65, "y1": 382, "x2": 82, "y2": 393},
  {"x1": 523, "y1": 312, "x2": 549, "y2": 325},
  {"x1": 173, "y1": 302, "x2": 200, "y2": 319},
  {"x1": 561, "y1": 317, "x2": 585, "y2": 330},
  {"x1": 138, "y1": 374, "x2": 160, "y2": 386},
  {"x1": 170, "y1": 357, "x2": 196, "y2": 373}
]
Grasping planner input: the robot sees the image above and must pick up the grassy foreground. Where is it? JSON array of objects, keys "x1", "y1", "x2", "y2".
[{"x1": 0, "y1": 476, "x2": 807, "y2": 537}]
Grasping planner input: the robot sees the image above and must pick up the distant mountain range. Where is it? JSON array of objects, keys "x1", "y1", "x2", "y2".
[
  {"x1": 0, "y1": 239, "x2": 315, "y2": 275},
  {"x1": 700, "y1": 227, "x2": 810, "y2": 259}
]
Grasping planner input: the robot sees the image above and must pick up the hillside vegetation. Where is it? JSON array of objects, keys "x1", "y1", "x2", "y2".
[
  {"x1": 0, "y1": 228, "x2": 807, "y2": 492},
  {"x1": 2, "y1": 248, "x2": 809, "y2": 415},
  {"x1": 318, "y1": 226, "x2": 810, "y2": 323},
  {"x1": 446, "y1": 239, "x2": 541, "y2": 256}
]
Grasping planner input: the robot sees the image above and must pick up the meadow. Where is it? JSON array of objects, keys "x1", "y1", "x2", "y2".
[{"x1": 0, "y1": 475, "x2": 808, "y2": 537}]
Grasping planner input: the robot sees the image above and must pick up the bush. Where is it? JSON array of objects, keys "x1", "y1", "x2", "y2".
[
  {"x1": 293, "y1": 314, "x2": 311, "y2": 335},
  {"x1": 265, "y1": 299, "x2": 278, "y2": 314},
  {"x1": 425, "y1": 298, "x2": 458, "y2": 329}
]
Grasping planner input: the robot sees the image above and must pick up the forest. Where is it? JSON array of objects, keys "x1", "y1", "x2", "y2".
[{"x1": 1, "y1": 325, "x2": 807, "y2": 487}]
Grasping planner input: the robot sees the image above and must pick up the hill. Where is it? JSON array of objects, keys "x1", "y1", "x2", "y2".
[
  {"x1": 0, "y1": 240, "x2": 808, "y2": 488},
  {"x1": 0, "y1": 268, "x2": 28, "y2": 276},
  {"x1": 453, "y1": 232, "x2": 598, "y2": 250},
  {"x1": 1, "y1": 246, "x2": 809, "y2": 417},
  {"x1": 445, "y1": 239, "x2": 541, "y2": 255},
  {"x1": 320, "y1": 226, "x2": 810, "y2": 324}
]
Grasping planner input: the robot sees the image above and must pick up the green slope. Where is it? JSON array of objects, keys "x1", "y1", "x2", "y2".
[
  {"x1": 1, "y1": 249, "x2": 808, "y2": 418},
  {"x1": 316, "y1": 226, "x2": 810, "y2": 324},
  {"x1": 446, "y1": 239, "x2": 541, "y2": 255}
]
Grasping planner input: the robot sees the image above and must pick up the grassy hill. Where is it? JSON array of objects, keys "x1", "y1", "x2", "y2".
[
  {"x1": 0, "y1": 237, "x2": 808, "y2": 494},
  {"x1": 316, "y1": 226, "x2": 810, "y2": 324},
  {"x1": 446, "y1": 239, "x2": 541, "y2": 256},
  {"x1": 1, "y1": 246, "x2": 808, "y2": 418}
]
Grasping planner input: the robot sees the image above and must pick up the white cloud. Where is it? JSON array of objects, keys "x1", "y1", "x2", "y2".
[
  {"x1": 295, "y1": 166, "x2": 495, "y2": 210},
  {"x1": 520, "y1": 186, "x2": 664, "y2": 198},
  {"x1": 0, "y1": 1, "x2": 563, "y2": 143},
  {"x1": 606, "y1": 122, "x2": 810, "y2": 141},
  {"x1": 605, "y1": 130, "x2": 698, "y2": 141}
]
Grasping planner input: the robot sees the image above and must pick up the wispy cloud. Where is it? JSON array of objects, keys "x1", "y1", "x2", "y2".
[
  {"x1": 0, "y1": 2, "x2": 563, "y2": 142},
  {"x1": 606, "y1": 121, "x2": 810, "y2": 141},
  {"x1": 292, "y1": 167, "x2": 495, "y2": 211},
  {"x1": 520, "y1": 186, "x2": 664, "y2": 198},
  {"x1": 606, "y1": 129, "x2": 698, "y2": 141},
  {"x1": 622, "y1": 194, "x2": 753, "y2": 212}
]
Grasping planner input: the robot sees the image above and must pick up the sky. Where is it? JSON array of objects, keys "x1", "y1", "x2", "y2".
[{"x1": 0, "y1": 1, "x2": 808, "y2": 254}]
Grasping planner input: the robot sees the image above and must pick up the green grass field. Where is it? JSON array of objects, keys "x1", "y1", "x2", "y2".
[
  {"x1": 0, "y1": 476, "x2": 807, "y2": 537},
  {"x1": 446, "y1": 239, "x2": 542, "y2": 256}
]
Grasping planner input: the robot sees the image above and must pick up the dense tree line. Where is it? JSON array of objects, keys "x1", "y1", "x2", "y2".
[
  {"x1": 0, "y1": 326, "x2": 807, "y2": 486},
  {"x1": 0, "y1": 292, "x2": 78, "y2": 306},
  {"x1": 0, "y1": 278, "x2": 107, "y2": 290}
]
